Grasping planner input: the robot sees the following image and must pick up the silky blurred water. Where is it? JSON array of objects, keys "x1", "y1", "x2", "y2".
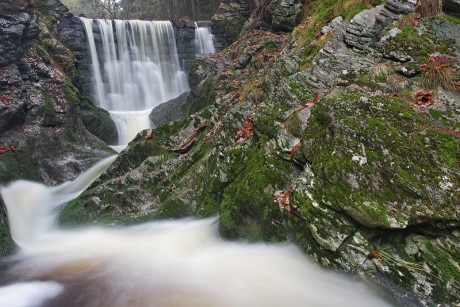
[
  {"x1": 0, "y1": 157, "x2": 391, "y2": 307},
  {"x1": 80, "y1": 18, "x2": 189, "y2": 146}
]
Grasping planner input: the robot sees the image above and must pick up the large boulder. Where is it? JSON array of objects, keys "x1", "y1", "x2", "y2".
[{"x1": 150, "y1": 92, "x2": 191, "y2": 128}]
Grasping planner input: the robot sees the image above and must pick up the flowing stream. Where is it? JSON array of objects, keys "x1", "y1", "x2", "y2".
[
  {"x1": 0, "y1": 157, "x2": 390, "y2": 306},
  {"x1": 80, "y1": 18, "x2": 189, "y2": 147}
]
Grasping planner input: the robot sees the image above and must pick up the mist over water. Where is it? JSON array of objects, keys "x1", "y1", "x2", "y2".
[{"x1": 0, "y1": 157, "x2": 390, "y2": 307}]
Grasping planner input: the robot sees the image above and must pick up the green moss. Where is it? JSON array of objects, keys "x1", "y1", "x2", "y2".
[
  {"x1": 288, "y1": 78, "x2": 315, "y2": 102},
  {"x1": 41, "y1": 90, "x2": 58, "y2": 126},
  {"x1": 34, "y1": 42, "x2": 52, "y2": 64},
  {"x1": 150, "y1": 198, "x2": 191, "y2": 219},
  {"x1": 194, "y1": 153, "x2": 228, "y2": 217},
  {"x1": 286, "y1": 112, "x2": 303, "y2": 138},
  {"x1": 218, "y1": 144, "x2": 288, "y2": 241},
  {"x1": 387, "y1": 26, "x2": 455, "y2": 63},
  {"x1": 253, "y1": 104, "x2": 285, "y2": 138},
  {"x1": 410, "y1": 238, "x2": 460, "y2": 302},
  {"x1": 442, "y1": 14, "x2": 460, "y2": 25},
  {"x1": 0, "y1": 204, "x2": 16, "y2": 256},
  {"x1": 302, "y1": 89, "x2": 458, "y2": 227},
  {"x1": 0, "y1": 152, "x2": 41, "y2": 183},
  {"x1": 104, "y1": 140, "x2": 174, "y2": 181},
  {"x1": 64, "y1": 77, "x2": 80, "y2": 106}
]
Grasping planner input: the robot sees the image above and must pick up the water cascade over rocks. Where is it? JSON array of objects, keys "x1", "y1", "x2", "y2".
[
  {"x1": 0, "y1": 157, "x2": 391, "y2": 306},
  {"x1": 80, "y1": 18, "x2": 189, "y2": 148},
  {"x1": 194, "y1": 21, "x2": 216, "y2": 54}
]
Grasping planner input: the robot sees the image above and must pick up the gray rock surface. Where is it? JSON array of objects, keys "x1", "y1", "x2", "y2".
[
  {"x1": 150, "y1": 92, "x2": 191, "y2": 127},
  {"x1": 344, "y1": 5, "x2": 401, "y2": 51},
  {"x1": 267, "y1": 0, "x2": 302, "y2": 32},
  {"x1": 385, "y1": 0, "x2": 416, "y2": 14}
]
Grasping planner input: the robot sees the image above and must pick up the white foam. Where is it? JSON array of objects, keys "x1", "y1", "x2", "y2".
[
  {"x1": 0, "y1": 281, "x2": 64, "y2": 307},
  {"x1": 7, "y1": 219, "x2": 390, "y2": 307}
]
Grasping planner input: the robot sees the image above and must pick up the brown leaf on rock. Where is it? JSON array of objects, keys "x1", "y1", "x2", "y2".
[
  {"x1": 0, "y1": 146, "x2": 16, "y2": 157},
  {"x1": 235, "y1": 116, "x2": 254, "y2": 143},
  {"x1": 145, "y1": 129, "x2": 154, "y2": 140},
  {"x1": 413, "y1": 89, "x2": 434, "y2": 109},
  {"x1": 167, "y1": 120, "x2": 208, "y2": 154},
  {"x1": 285, "y1": 93, "x2": 319, "y2": 130},
  {"x1": 289, "y1": 142, "x2": 301, "y2": 159},
  {"x1": 273, "y1": 188, "x2": 293, "y2": 213}
]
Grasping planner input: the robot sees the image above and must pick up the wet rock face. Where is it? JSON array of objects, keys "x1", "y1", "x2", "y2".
[
  {"x1": 443, "y1": 0, "x2": 460, "y2": 16},
  {"x1": 267, "y1": 0, "x2": 302, "y2": 32},
  {"x1": 211, "y1": 0, "x2": 252, "y2": 46},
  {"x1": 0, "y1": 13, "x2": 36, "y2": 67},
  {"x1": 0, "y1": 0, "x2": 116, "y2": 257},
  {"x1": 0, "y1": 6, "x2": 113, "y2": 186},
  {"x1": 175, "y1": 26, "x2": 198, "y2": 73}
]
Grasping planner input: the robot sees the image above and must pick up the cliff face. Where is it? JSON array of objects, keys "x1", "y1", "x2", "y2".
[{"x1": 0, "y1": 0, "x2": 116, "y2": 255}]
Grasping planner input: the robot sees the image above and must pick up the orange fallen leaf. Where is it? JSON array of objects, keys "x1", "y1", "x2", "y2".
[{"x1": 289, "y1": 142, "x2": 301, "y2": 159}]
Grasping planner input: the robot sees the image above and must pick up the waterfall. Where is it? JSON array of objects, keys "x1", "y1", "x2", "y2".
[
  {"x1": 194, "y1": 21, "x2": 216, "y2": 54},
  {"x1": 80, "y1": 18, "x2": 189, "y2": 147}
]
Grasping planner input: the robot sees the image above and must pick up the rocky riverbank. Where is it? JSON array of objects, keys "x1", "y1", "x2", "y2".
[
  {"x1": 1, "y1": 0, "x2": 459, "y2": 304},
  {"x1": 0, "y1": 0, "x2": 116, "y2": 255}
]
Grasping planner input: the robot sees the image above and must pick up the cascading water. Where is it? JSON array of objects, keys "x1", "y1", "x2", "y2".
[
  {"x1": 0, "y1": 158, "x2": 391, "y2": 306},
  {"x1": 80, "y1": 18, "x2": 189, "y2": 148},
  {"x1": 194, "y1": 22, "x2": 216, "y2": 54},
  {"x1": 1, "y1": 156, "x2": 116, "y2": 246}
]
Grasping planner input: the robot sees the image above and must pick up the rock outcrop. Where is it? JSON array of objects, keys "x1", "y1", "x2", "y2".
[
  {"x1": 211, "y1": 0, "x2": 254, "y2": 46},
  {"x1": 149, "y1": 92, "x2": 191, "y2": 127},
  {"x1": 0, "y1": 0, "x2": 115, "y2": 255}
]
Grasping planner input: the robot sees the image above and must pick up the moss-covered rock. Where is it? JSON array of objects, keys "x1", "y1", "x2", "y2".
[{"x1": 300, "y1": 89, "x2": 458, "y2": 229}]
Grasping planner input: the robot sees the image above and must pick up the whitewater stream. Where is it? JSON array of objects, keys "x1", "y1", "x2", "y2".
[{"x1": 0, "y1": 157, "x2": 391, "y2": 306}]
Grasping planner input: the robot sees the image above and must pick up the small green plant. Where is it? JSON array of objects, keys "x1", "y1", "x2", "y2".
[
  {"x1": 370, "y1": 63, "x2": 392, "y2": 81},
  {"x1": 373, "y1": 249, "x2": 441, "y2": 280}
]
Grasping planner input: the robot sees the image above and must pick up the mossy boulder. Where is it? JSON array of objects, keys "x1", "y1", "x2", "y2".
[{"x1": 302, "y1": 89, "x2": 458, "y2": 229}]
